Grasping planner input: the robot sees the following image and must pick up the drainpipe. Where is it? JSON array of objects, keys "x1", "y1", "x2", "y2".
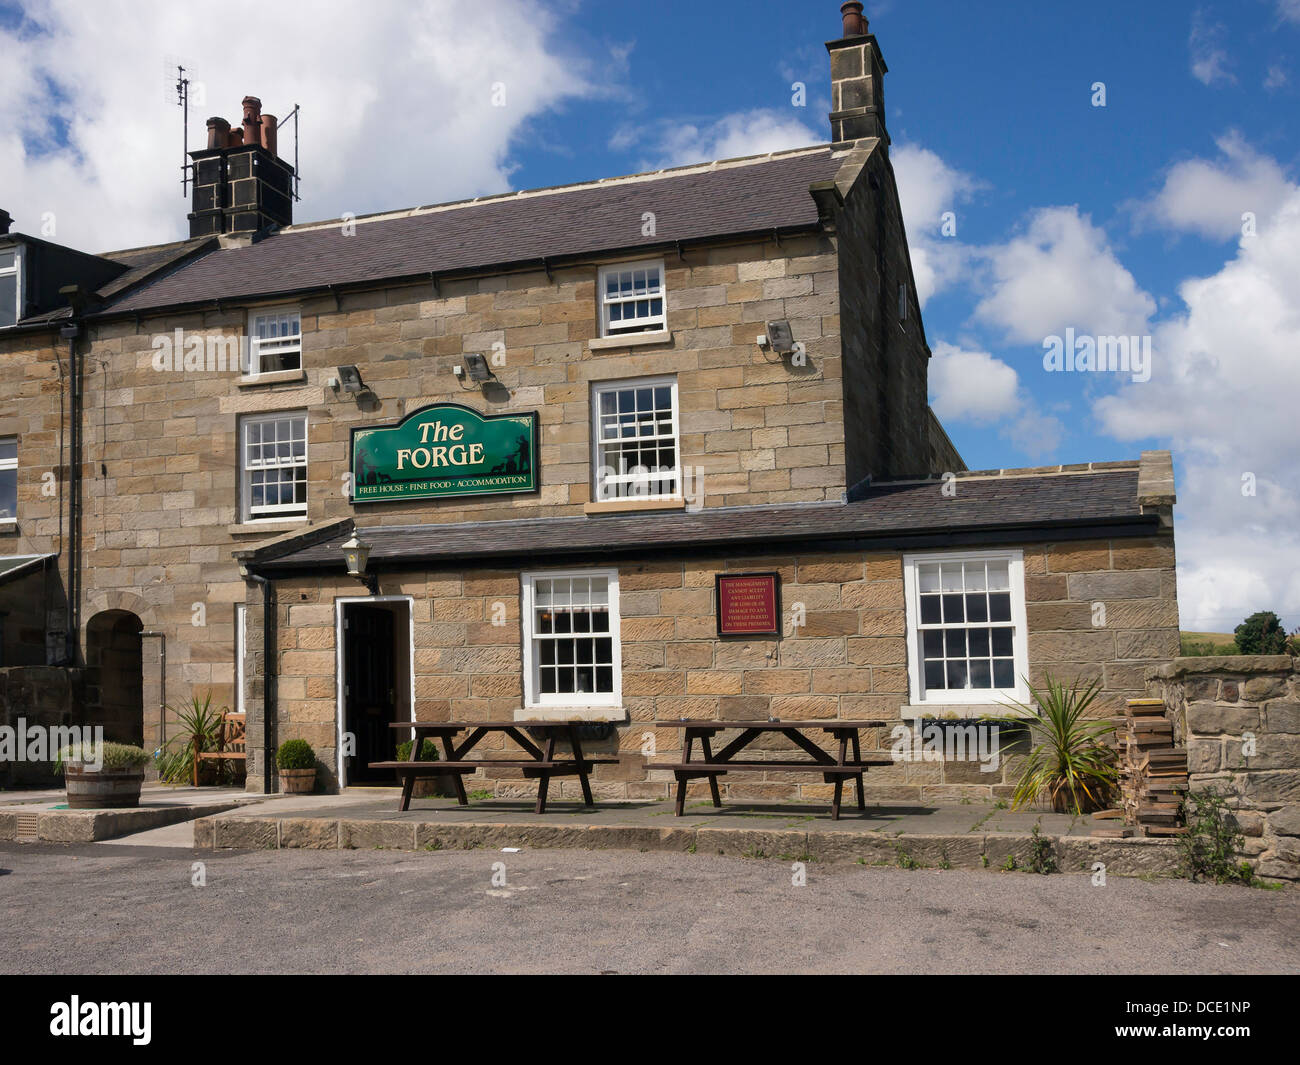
[
  {"x1": 240, "y1": 568, "x2": 276, "y2": 793},
  {"x1": 140, "y1": 631, "x2": 166, "y2": 746},
  {"x1": 56, "y1": 312, "x2": 81, "y2": 665}
]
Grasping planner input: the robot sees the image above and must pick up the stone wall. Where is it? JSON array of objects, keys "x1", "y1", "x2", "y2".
[
  {"x1": 0, "y1": 666, "x2": 81, "y2": 787},
  {"x1": 255, "y1": 529, "x2": 1176, "y2": 799},
  {"x1": 1149, "y1": 655, "x2": 1300, "y2": 884}
]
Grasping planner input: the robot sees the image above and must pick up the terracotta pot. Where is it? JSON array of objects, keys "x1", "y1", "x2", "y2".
[
  {"x1": 279, "y1": 768, "x2": 316, "y2": 794},
  {"x1": 64, "y1": 766, "x2": 145, "y2": 809}
]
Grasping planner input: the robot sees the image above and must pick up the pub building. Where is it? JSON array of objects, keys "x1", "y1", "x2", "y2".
[{"x1": 0, "y1": 5, "x2": 1179, "y2": 803}]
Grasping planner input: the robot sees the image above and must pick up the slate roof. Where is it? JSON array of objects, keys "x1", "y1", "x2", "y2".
[
  {"x1": 101, "y1": 147, "x2": 842, "y2": 316},
  {"x1": 244, "y1": 468, "x2": 1152, "y2": 573}
]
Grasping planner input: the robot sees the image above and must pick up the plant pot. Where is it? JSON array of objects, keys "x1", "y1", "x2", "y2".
[
  {"x1": 64, "y1": 766, "x2": 145, "y2": 809},
  {"x1": 279, "y1": 768, "x2": 316, "y2": 794}
]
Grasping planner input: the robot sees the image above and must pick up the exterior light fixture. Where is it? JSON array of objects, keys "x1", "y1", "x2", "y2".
[
  {"x1": 462, "y1": 353, "x2": 495, "y2": 383},
  {"x1": 761, "y1": 320, "x2": 796, "y2": 355},
  {"x1": 341, "y1": 532, "x2": 377, "y2": 595},
  {"x1": 331, "y1": 365, "x2": 365, "y2": 393}
]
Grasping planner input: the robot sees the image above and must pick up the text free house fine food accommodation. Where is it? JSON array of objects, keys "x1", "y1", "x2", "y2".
[{"x1": 0, "y1": 5, "x2": 1178, "y2": 800}]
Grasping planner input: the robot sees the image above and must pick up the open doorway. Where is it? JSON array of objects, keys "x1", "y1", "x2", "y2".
[
  {"x1": 336, "y1": 597, "x2": 413, "y2": 787},
  {"x1": 85, "y1": 609, "x2": 144, "y2": 746}
]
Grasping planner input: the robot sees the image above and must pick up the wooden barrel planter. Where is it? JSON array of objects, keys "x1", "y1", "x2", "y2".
[
  {"x1": 278, "y1": 768, "x2": 316, "y2": 794},
  {"x1": 64, "y1": 766, "x2": 145, "y2": 809}
]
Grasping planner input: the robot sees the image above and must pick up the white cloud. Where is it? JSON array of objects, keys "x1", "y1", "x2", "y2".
[
  {"x1": 1278, "y1": 0, "x2": 1300, "y2": 25},
  {"x1": 611, "y1": 109, "x2": 820, "y2": 170},
  {"x1": 1264, "y1": 64, "x2": 1288, "y2": 90},
  {"x1": 1095, "y1": 176, "x2": 1300, "y2": 632},
  {"x1": 0, "y1": 0, "x2": 597, "y2": 253},
  {"x1": 891, "y1": 143, "x2": 981, "y2": 307},
  {"x1": 1189, "y1": 10, "x2": 1235, "y2": 86},
  {"x1": 973, "y1": 206, "x2": 1155, "y2": 344},
  {"x1": 1138, "y1": 132, "x2": 1294, "y2": 241},
  {"x1": 929, "y1": 342, "x2": 1064, "y2": 459}
]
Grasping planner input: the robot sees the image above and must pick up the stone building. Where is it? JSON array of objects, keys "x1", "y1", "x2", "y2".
[{"x1": 0, "y1": 5, "x2": 1180, "y2": 801}]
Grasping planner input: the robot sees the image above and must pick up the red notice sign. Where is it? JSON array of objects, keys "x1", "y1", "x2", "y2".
[{"x1": 715, "y1": 572, "x2": 781, "y2": 637}]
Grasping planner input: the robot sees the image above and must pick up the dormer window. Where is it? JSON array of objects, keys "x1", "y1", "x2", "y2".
[
  {"x1": 246, "y1": 307, "x2": 302, "y2": 377},
  {"x1": 0, "y1": 247, "x2": 21, "y2": 329},
  {"x1": 598, "y1": 261, "x2": 666, "y2": 338}
]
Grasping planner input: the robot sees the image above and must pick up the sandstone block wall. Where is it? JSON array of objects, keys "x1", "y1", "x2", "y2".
[{"x1": 1150, "y1": 655, "x2": 1300, "y2": 884}]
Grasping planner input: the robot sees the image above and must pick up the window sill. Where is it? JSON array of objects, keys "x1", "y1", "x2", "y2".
[
  {"x1": 228, "y1": 519, "x2": 309, "y2": 537},
  {"x1": 583, "y1": 498, "x2": 686, "y2": 516},
  {"x1": 0, "y1": 519, "x2": 16, "y2": 535},
  {"x1": 899, "y1": 701, "x2": 1031, "y2": 721},
  {"x1": 238, "y1": 369, "x2": 306, "y2": 388},
  {"x1": 588, "y1": 330, "x2": 672, "y2": 351},
  {"x1": 514, "y1": 706, "x2": 627, "y2": 723}
]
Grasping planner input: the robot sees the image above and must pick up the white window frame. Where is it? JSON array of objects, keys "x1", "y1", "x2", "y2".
[
  {"x1": 597, "y1": 259, "x2": 667, "y2": 338},
  {"x1": 521, "y1": 568, "x2": 622, "y2": 710},
  {"x1": 245, "y1": 306, "x2": 302, "y2": 378},
  {"x1": 902, "y1": 549, "x2": 1030, "y2": 707},
  {"x1": 238, "y1": 411, "x2": 308, "y2": 523},
  {"x1": 234, "y1": 604, "x2": 248, "y2": 714},
  {"x1": 0, "y1": 435, "x2": 16, "y2": 524},
  {"x1": 591, "y1": 375, "x2": 681, "y2": 502},
  {"x1": 0, "y1": 244, "x2": 20, "y2": 329}
]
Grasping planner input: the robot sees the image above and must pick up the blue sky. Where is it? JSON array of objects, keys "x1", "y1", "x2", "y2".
[{"x1": 2, "y1": 0, "x2": 1298, "y2": 632}]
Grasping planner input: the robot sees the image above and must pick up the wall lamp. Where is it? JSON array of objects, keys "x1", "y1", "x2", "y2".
[
  {"x1": 341, "y1": 532, "x2": 378, "y2": 595},
  {"x1": 454, "y1": 353, "x2": 495, "y2": 384},
  {"x1": 330, "y1": 365, "x2": 366, "y2": 394}
]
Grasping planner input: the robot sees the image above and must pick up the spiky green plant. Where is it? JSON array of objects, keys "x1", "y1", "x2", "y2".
[
  {"x1": 157, "y1": 692, "x2": 227, "y2": 785},
  {"x1": 1000, "y1": 674, "x2": 1117, "y2": 815}
]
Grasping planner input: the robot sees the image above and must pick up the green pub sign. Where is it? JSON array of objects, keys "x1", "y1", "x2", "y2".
[{"x1": 350, "y1": 403, "x2": 539, "y2": 503}]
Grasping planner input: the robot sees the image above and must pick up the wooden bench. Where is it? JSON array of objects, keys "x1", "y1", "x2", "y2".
[
  {"x1": 194, "y1": 711, "x2": 246, "y2": 786},
  {"x1": 652, "y1": 720, "x2": 890, "y2": 819},
  {"x1": 373, "y1": 722, "x2": 621, "y2": 813}
]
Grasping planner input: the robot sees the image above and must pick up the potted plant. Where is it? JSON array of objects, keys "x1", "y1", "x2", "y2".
[
  {"x1": 395, "y1": 737, "x2": 457, "y2": 798},
  {"x1": 59, "y1": 742, "x2": 151, "y2": 809},
  {"x1": 999, "y1": 674, "x2": 1118, "y2": 815},
  {"x1": 277, "y1": 738, "x2": 317, "y2": 794}
]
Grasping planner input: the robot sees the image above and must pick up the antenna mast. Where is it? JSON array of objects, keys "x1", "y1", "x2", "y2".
[
  {"x1": 175, "y1": 65, "x2": 190, "y2": 197},
  {"x1": 278, "y1": 103, "x2": 302, "y2": 202}
]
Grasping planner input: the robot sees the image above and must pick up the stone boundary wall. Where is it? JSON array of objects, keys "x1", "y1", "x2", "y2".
[
  {"x1": 1149, "y1": 655, "x2": 1300, "y2": 883},
  {"x1": 0, "y1": 666, "x2": 81, "y2": 787}
]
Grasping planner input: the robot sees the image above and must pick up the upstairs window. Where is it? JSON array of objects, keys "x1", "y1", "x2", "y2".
[
  {"x1": 246, "y1": 307, "x2": 302, "y2": 377},
  {"x1": 592, "y1": 376, "x2": 680, "y2": 501},
  {"x1": 598, "y1": 260, "x2": 666, "y2": 337},
  {"x1": 0, "y1": 247, "x2": 20, "y2": 329},
  {"x1": 239, "y1": 412, "x2": 307, "y2": 522},
  {"x1": 0, "y1": 437, "x2": 15, "y2": 522}
]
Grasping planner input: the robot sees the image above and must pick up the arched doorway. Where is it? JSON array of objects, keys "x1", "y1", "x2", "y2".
[{"x1": 85, "y1": 610, "x2": 144, "y2": 746}]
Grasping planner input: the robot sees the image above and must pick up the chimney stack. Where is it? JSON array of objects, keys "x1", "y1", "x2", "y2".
[
  {"x1": 188, "y1": 94, "x2": 294, "y2": 240},
  {"x1": 826, "y1": 3, "x2": 889, "y2": 145},
  {"x1": 0, "y1": 209, "x2": 11, "y2": 235}
]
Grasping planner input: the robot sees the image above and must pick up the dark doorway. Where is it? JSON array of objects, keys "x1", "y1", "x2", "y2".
[
  {"x1": 85, "y1": 610, "x2": 144, "y2": 746},
  {"x1": 342, "y1": 603, "x2": 403, "y2": 785}
]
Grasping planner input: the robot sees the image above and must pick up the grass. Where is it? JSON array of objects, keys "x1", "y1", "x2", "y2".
[{"x1": 1180, "y1": 631, "x2": 1239, "y2": 656}]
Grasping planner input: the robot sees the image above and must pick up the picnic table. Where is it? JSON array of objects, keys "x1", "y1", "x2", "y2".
[
  {"x1": 651, "y1": 719, "x2": 891, "y2": 820},
  {"x1": 370, "y1": 721, "x2": 618, "y2": 814}
]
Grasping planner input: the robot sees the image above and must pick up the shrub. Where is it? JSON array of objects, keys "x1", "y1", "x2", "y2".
[
  {"x1": 1178, "y1": 788, "x2": 1252, "y2": 885},
  {"x1": 57, "y1": 742, "x2": 150, "y2": 773},
  {"x1": 999, "y1": 674, "x2": 1118, "y2": 815},
  {"x1": 276, "y1": 739, "x2": 316, "y2": 771},
  {"x1": 395, "y1": 739, "x2": 440, "y2": 762},
  {"x1": 1233, "y1": 611, "x2": 1288, "y2": 655}
]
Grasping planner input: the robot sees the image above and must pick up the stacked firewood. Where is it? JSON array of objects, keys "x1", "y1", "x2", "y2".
[{"x1": 1091, "y1": 697, "x2": 1188, "y2": 838}]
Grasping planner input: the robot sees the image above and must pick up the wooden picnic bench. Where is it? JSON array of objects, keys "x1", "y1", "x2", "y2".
[
  {"x1": 194, "y1": 711, "x2": 246, "y2": 786},
  {"x1": 371, "y1": 721, "x2": 619, "y2": 814},
  {"x1": 651, "y1": 719, "x2": 891, "y2": 820}
]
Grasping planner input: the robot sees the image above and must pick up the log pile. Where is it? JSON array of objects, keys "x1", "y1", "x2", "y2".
[{"x1": 1091, "y1": 697, "x2": 1188, "y2": 838}]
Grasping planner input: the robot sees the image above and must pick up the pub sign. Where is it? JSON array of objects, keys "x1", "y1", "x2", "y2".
[{"x1": 351, "y1": 403, "x2": 539, "y2": 503}]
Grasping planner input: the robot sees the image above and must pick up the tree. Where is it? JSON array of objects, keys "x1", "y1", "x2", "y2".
[{"x1": 1233, "y1": 611, "x2": 1288, "y2": 655}]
